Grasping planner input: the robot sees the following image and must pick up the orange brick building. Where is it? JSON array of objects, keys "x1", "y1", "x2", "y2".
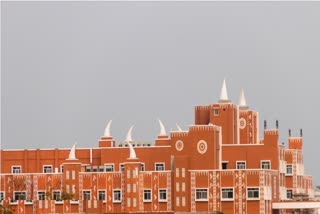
[{"x1": 0, "y1": 80, "x2": 314, "y2": 214}]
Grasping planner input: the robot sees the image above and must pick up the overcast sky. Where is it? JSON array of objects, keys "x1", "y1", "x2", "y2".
[{"x1": 2, "y1": 2, "x2": 320, "y2": 184}]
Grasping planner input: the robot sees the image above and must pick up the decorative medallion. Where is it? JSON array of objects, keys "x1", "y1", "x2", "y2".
[
  {"x1": 175, "y1": 140, "x2": 184, "y2": 151},
  {"x1": 239, "y1": 118, "x2": 246, "y2": 129},
  {"x1": 197, "y1": 140, "x2": 208, "y2": 154}
]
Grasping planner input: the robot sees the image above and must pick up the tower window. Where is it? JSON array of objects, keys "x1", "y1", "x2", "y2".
[
  {"x1": 236, "y1": 161, "x2": 246, "y2": 169},
  {"x1": 261, "y1": 161, "x2": 271, "y2": 169},
  {"x1": 43, "y1": 165, "x2": 52, "y2": 173},
  {"x1": 222, "y1": 162, "x2": 228, "y2": 170},
  {"x1": 143, "y1": 190, "x2": 152, "y2": 202},
  {"x1": 196, "y1": 189, "x2": 208, "y2": 201},
  {"x1": 155, "y1": 163, "x2": 165, "y2": 171},
  {"x1": 213, "y1": 108, "x2": 219, "y2": 116},
  {"x1": 12, "y1": 166, "x2": 22, "y2": 174},
  {"x1": 286, "y1": 164, "x2": 293, "y2": 175},
  {"x1": 221, "y1": 188, "x2": 234, "y2": 201}
]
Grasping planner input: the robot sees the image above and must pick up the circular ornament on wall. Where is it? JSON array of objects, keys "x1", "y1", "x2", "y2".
[
  {"x1": 175, "y1": 140, "x2": 184, "y2": 151},
  {"x1": 239, "y1": 118, "x2": 246, "y2": 129},
  {"x1": 197, "y1": 140, "x2": 208, "y2": 154}
]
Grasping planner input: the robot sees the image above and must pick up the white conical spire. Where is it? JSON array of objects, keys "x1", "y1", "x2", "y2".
[
  {"x1": 103, "y1": 120, "x2": 112, "y2": 137},
  {"x1": 158, "y1": 119, "x2": 166, "y2": 136},
  {"x1": 125, "y1": 126, "x2": 134, "y2": 142},
  {"x1": 219, "y1": 79, "x2": 230, "y2": 103},
  {"x1": 127, "y1": 142, "x2": 137, "y2": 159},
  {"x1": 68, "y1": 142, "x2": 78, "y2": 160},
  {"x1": 176, "y1": 124, "x2": 182, "y2": 131},
  {"x1": 239, "y1": 88, "x2": 249, "y2": 109}
]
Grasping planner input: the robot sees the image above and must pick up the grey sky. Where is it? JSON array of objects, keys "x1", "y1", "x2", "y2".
[{"x1": 2, "y1": 2, "x2": 320, "y2": 184}]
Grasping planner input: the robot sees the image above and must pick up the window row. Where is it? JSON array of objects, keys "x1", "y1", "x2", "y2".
[
  {"x1": 222, "y1": 161, "x2": 271, "y2": 170},
  {"x1": 10, "y1": 162, "x2": 166, "y2": 174},
  {"x1": 195, "y1": 188, "x2": 260, "y2": 201},
  {"x1": 143, "y1": 189, "x2": 167, "y2": 202}
]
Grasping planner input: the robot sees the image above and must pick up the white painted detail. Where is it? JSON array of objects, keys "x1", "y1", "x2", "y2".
[
  {"x1": 127, "y1": 142, "x2": 137, "y2": 159},
  {"x1": 176, "y1": 124, "x2": 183, "y2": 131},
  {"x1": 67, "y1": 143, "x2": 78, "y2": 160},
  {"x1": 125, "y1": 126, "x2": 134, "y2": 142},
  {"x1": 197, "y1": 140, "x2": 208, "y2": 154},
  {"x1": 239, "y1": 88, "x2": 247, "y2": 107},
  {"x1": 158, "y1": 119, "x2": 166, "y2": 136},
  {"x1": 175, "y1": 140, "x2": 184, "y2": 151},
  {"x1": 219, "y1": 79, "x2": 229, "y2": 101},
  {"x1": 104, "y1": 120, "x2": 112, "y2": 137},
  {"x1": 239, "y1": 118, "x2": 246, "y2": 129},
  {"x1": 273, "y1": 202, "x2": 320, "y2": 209}
]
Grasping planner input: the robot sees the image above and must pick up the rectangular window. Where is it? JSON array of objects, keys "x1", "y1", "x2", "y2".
[
  {"x1": 155, "y1": 163, "x2": 165, "y2": 171},
  {"x1": 182, "y1": 168, "x2": 185, "y2": 178},
  {"x1": 159, "y1": 189, "x2": 167, "y2": 202},
  {"x1": 236, "y1": 161, "x2": 246, "y2": 169},
  {"x1": 182, "y1": 196, "x2": 186, "y2": 207},
  {"x1": 0, "y1": 192, "x2": 4, "y2": 201},
  {"x1": 140, "y1": 163, "x2": 145, "y2": 171},
  {"x1": 133, "y1": 198, "x2": 137, "y2": 207},
  {"x1": 176, "y1": 197, "x2": 180, "y2": 207},
  {"x1": 222, "y1": 162, "x2": 228, "y2": 170},
  {"x1": 247, "y1": 188, "x2": 259, "y2": 200},
  {"x1": 66, "y1": 170, "x2": 70, "y2": 180},
  {"x1": 105, "y1": 164, "x2": 114, "y2": 172},
  {"x1": 92, "y1": 166, "x2": 98, "y2": 172},
  {"x1": 85, "y1": 166, "x2": 91, "y2": 172},
  {"x1": 66, "y1": 185, "x2": 70, "y2": 194},
  {"x1": 261, "y1": 161, "x2": 271, "y2": 169},
  {"x1": 12, "y1": 166, "x2": 21, "y2": 174},
  {"x1": 127, "y1": 169, "x2": 131, "y2": 178},
  {"x1": 52, "y1": 191, "x2": 61, "y2": 201},
  {"x1": 99, "y1": 166, "x2": 104, "y2": 172},
  {"x1": 127, "y1": 184, "x2": 131, "y2": 193},
  {"x1": 113, "y1": 190, "x2": 121, "y2": 203},
  {"x1": 60, "y1": 165, "x2": 64, "y2": 173},
  {"x1": 98, "y1": 190, "x2": 106, "y2": 201},
  {"x1": 176, "y1": 182, "x2": 180, "y2": 192},
  {"x1": 182, "y1": 182, "x2": 185, "y2": 192},
  {"x1": 143, "y1": 190, "x2": 152, "y2": 202},
  {"x1": 286, "y1": 165, "x2": 293, "y2": 175},
  {"x1": 213, "y1": 108, "x2": 219, "y2": 116},
  {"x1": 120, "y1": 164, "x2": 124, "y2": 172},
  {"x1": 133, "y1": 167, "x2": 138, "y2": 178},
  {"x1": 43, "y1": 165, "x2": 53, "y2": 173},
  {"x1": 127, "y1": 197, "x2": 131, "y2": 207},
  {"x1": 14, "y1": 192, "x2": 26, "y2": 201},
  {"x1": 83, "y1": 190, "x2": 91, "y2": 200},
  {"x1": 196, "y1": 189, "x2": 208, "y2": 201},
  {"x1": 287, "y1": 190, "x2": 293, "y2": 199},
  {"x1": 133, "y1": 184, "x2": 137, "y2": 193},
  {"x1": 221, "y1": 188, "x2": 234, "y2": 201},
  {"x1": 72, "y1": 170, "x2": 76, "y2": 180},
  {"x1": 176, "y1": 168, "x2": 179, "y2": 178},
  {"x1": 72, "y1": 185, "x2": 76, "y2": 194},
  {"x1": 38, "y1": 191, "x2": 45, "y2": 200}
]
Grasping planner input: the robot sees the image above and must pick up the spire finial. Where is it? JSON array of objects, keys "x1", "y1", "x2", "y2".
[
  {"x1": 239, "y1": 88, "x2": 249, "y2": 110},
  {"x1": 219, "y1": 79, "x2": 231, "y2": 103},
  {"x1": 127, "y1": 142, "x2": 137, "y2": 159},
  {"x1": 104, "y1": 120, "x2": 112, "y2": 137},
  {"x1": 158, "y1": 119, "x2": 166, "y2": 136},
  {"x1": 176, "y1": 123, "x2": 182, "y2": 131},
  {"x1": 125, "y1": 126, "x2": 134, "y2": 142},
  {"x1": 67, "y1": 142, "x2": 78, "y2": 160}
]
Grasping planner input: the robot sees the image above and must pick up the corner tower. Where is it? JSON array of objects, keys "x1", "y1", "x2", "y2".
[{"x1": 238, "y1": 89, "x2": 259, "y2": 144}]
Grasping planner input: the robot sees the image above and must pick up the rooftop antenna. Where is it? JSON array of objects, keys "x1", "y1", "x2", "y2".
[
  {"x1": 300, "y1": 129, "x2": 303, "y2": 137},
  {"x1": 276, "y1": 120, "x2": 279, "y2": 129},
  {"x1": 264, "y1": 120, "x2": 267, "y2": 130},
  {"x1": 289, "y1": 129, "x2": 291, "y2": 137}
]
